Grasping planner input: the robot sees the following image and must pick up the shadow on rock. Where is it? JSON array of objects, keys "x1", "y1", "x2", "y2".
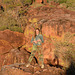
[{"x1": 66, "y1": 62, "x2": 75, "y2": 75}]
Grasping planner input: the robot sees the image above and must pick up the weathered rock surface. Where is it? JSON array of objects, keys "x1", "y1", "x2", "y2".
[
  {"x1": 0, "y1": 4, "x2": 75, "y2": 75},
  {"x1": 0, "y1": 29, "x2": 25, "y2": 49},
  {"x1": 0, "y1": 30, "x2": 36, "y2": 70},
  {"x1": 0, "y1": 64, "x2": 65, "y2": 75},
  {"x1": 24, "y1": 5, "x2": 75, "y2": 67},
  {"x1": 0, "y1": 48, "x2": 36, "y2": 71}
]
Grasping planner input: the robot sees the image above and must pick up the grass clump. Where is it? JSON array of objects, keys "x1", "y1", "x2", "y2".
[
  {"x1": 20, "y1": 0, "x2": 32, "y2": 5},
  {"x1": 3, "y1": 0, "x2": 14, "y2": 4},
  {"x1": 0, "y1": 10, "x2": 24, "y2": 33},
  {"x1": 0, "y1": 25, "x2": 23, "y2": 33},
  {"x1": 51, "y1": 32, "x2": 75, "y2": 68},
  {"x1": 30, "y1": 3, "x2": 44, "y2": 8}
]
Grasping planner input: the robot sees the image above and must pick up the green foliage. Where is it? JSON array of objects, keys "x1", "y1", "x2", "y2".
[
  {"x1": 8, "y1": 5, "x2": 16, "y2": 9},
  {"x1": 19, "y1": 10, "x2": 26, "y2": 15},
  {"x1": 31, "y1": 3, "x2": 43, "y2": 8},
  {"x1": 10, "y1": 26, "x2": 23, "y2": 32},
  {"x1": 3, "y1": 0, "x2": 22, "y2": 9},
  {"x1": 56, "y1": 0, "x2": 67, "y2": 4},
  {"x1": 47, "y1": 0, "x2": 67, "y2": 3},
  {"x1": 3, "y1": 0, "x2": 14, "y2": 4},
  {"x1": 0, "y1": 25, "x2": 23, "y2": 32},
  {"x1": 0, "y1": 10, "x2": 24, "y2": 33},
  {"x1": 52, "y1": 32, "x2": 75, "y2": 68},
  {"x1": 48, "y1": 0, "x2": 75, "y2": 11},
  {"x1": 50, "y1": 5, "x2": 56, "y2": 7},
  {"x1": 0, "y1": 10, "x2": 4, "y2": 14},
  {"x1": 16, "y1": 3, "x2": 21, "y2": 6},
  {"x1": 66, "y1": 0, "x2": 75, "y2": 7},
  {"x1": 0, "y1": 25, "x2": 8, "y2": 31},
  {"x1": 20, "y1": 0, "x2": 32, "y2": 5}
]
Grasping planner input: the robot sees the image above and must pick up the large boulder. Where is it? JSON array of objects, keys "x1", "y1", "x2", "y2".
[
  {"x1": 0, "y1": 29, "x2": 25, "y2": 51},
  {"x1": 0, "y1": 48, "x2": 36, "y2": 71},
  {"x1": 1, "y1": 68, "x2": 32, "y2": 75},
  {"x1": 0, "y1": 63, "x2": 65, "y2": 75},
  {"x1": 0, "y1": 30, "x2": 36, "y2": 70}
]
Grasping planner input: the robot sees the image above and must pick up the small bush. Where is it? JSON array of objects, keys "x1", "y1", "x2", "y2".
[
  {"x1": 66, "y1": 0, "x2": 75, "y2": 8},
  {"x1": 16, "y1": 3, "x2": 21, "y2": 6},
  {"x1": 3, "y1": 0, "x2": 14, "y2": 4},
  {"x1": 50, "y1": 5, "x2": 56, "y2": 7},
  {"x1": 8, "y1": 4, "x2": 16, "y2": 9},
  {"x1": 10, "y1": 26, "x2": 23, "y2": 32},
  {"x1": 57, "y1": 0, "x2": 67, "y2": 4},
  {"x1": 0, "y1": 25, "x2": 23, "y2": 33},
  {"x1": 31, "y1": 3, "x2": 43, "y2": 8},
  {"x1": 0, "y1": 25, "x2": 8, "y2": 31},
  {"x1": 0, "y1": 10, "x2": 24, "y2": 33},
  {"x1": 0, "y1": 10, "x2": 4, "y2": 14},
  {"x1": 19, "y1": 10, "x2": 26, "y2": 15},
  {"x1": 52, "y1": 32, "x2": 75, "y2": 68},
  {"x1": 20, "y1": 0, "x2": 32, "y2": 5},
  {"x1": 47, "y1": 0, "x2": 67, "y2": 3}
]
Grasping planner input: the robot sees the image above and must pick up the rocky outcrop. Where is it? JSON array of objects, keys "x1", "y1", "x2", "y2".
[
  {"x1": 24, "y1": 5, "x2": 75, "y2": 67},
  {"x1": 0, "y1": 47, "x2": 36, "y2": 71},
  {"x1": 0, "y1": 4, "x2": 75, "y2": 75},
  {"x1": 0, "y1": 63, "x2": 65, "y2": 75},
  {"x1": 0, "y1": 30, "x2": 36, "y2": 70},
  {"x1": 0, "y1": 29, "x2": 25, "y2": 48},
  {"x1": 0, "y1": 29, "x2": 25, "y2": 54}
]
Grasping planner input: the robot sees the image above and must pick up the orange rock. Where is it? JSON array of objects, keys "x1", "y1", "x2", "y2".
[
  {"x1": 1, "y1": 68, "x2": 32, "y2": 75},
  {"x1": 0, "y1": 29, "x2": 25, "y2": 48},
  {"x1": 0, "y1": 30, "x2": 36, "y2": 70},
  {"x1": 25, "y1": 5, "x2": 75, "y2": 67},
  {"x1": 36, "y1": 0, "x2": 42, "y2": 3}
]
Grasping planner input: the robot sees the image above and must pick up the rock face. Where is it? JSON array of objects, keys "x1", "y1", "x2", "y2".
[
  {"x1": 0, "y1": 30, "x2": 36, "y2": 70},
  {"x1": 24, "y1": 5, "x2": 75, "y2": 67},
  {"x1": 0, "y1": 29, "x2": 25, "y2": 54},
  {"x1": 0, "y1": 46, "x2": 36, "y2": 71},
  {"x1": 0, "y1": 4, "x2": 75, "y2": 75},
  {"x1": 0, "y1": 64, "x2": 65, "y2": 75},
  {"x1": 36, "y1": 0, "x2": 47, "y2": 4}
]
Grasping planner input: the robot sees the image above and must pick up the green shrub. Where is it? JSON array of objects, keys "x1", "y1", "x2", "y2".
[
  {"x1": 3, "y1": 0, "x2": 14, "y2": 4},
  {"x1": 0, "y1": 10, "x2": 4, "y2": 14},
  {"x1": 66, "y1": 0, "x2": 75, "y2": 7},
  {"x1": 20, "y1": 0, "x2": 32, "y2": 5},
  {"x1": 47, "y1": 0, "x2": 67, "y2": 3},
  {"x1": 10, "y1": 26, "x2": 23, "y2": 32},
  {"x1": 8, "y1": 4, "x2": 16, "y2": 9},
  {"x1": 16, "y1": 3, "x2": 21, "y2": 6},
  {"x1": 57, "y1": 0, "x2": 67, "y2": 4},
  {"x1": 50, "y1": 5, "x2": 56, "y2": 7},
  {"x1": 52, "y1": 32, "x2": 75, "y2": 68},
  {"x1": 19, "y1": 10, "x2": 27, "y2": 15},
  {"x1": 0, "y1": 25, "x2": 8, "y2": 31},
  {"x1": 0, "y1": 11, "x2": 24, "y2": 33},
  {"x1": 31, "y1": 3, "x2": 43, "y2": 8}
]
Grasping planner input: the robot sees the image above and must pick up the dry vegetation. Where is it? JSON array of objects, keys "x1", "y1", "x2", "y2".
[{"x1": 51, "y1": 32, "x2": 75, "y2": 69}]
